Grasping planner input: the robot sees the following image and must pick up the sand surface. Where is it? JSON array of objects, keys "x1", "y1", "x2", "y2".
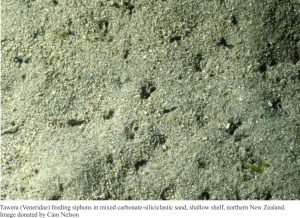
[{"x1": 1, "y1": 0, "x2": 300, "y2": 200}]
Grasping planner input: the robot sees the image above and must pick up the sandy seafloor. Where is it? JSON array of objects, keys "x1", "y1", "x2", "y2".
[{"x1": 1, "y1": 0, "x2": 299, "y2": 200}]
